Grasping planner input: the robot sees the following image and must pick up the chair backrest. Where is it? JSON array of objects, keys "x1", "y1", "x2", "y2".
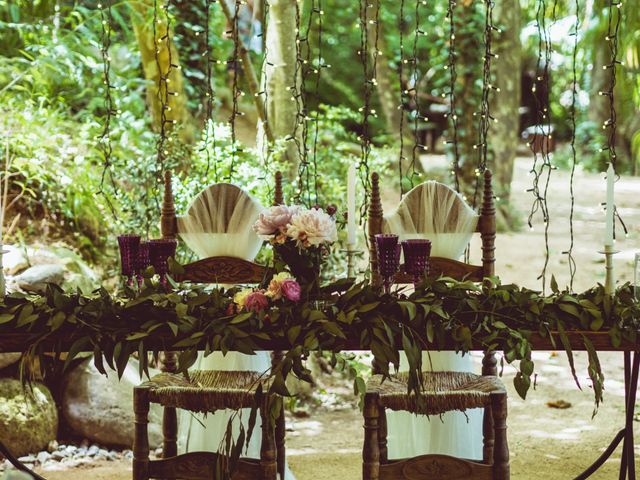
[
  {"x1": 161, "y1": 171, "x2": 283, "y2": 284},
  {"x1": 367, "y1": 170, "x2": 496, "y2": 283}
]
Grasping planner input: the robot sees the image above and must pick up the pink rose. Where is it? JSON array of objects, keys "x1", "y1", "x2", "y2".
[
  {"x1": 245, "y1": 290, "x2": 269, "y2": 312},
  {"x1": 281, "y1": 279, "x2": 301, "y2": 302}
]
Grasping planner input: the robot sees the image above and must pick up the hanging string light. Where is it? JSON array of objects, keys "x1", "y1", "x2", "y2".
[
  {"x1": 408, "y1": 0, "x2": 425, "y2": 190},
  {"x1": 526, "y1": 0, "x2": 554, "y2": 291},
  {"x1": 260, "y1": 0, "x2": 273, "y2": 189},
  {"x1": 201, "y1": 0, "x2": 218, "y2": 178},
  {"x1": 444, "y1": 0, "x2": 461, "y2": 193},
  {"x1": 472, "y1": 0, "x2": 497, "y2": 209},
  {"x1": 97, "y1": 0, "x2": 117, "y2": 213},
  {"x1": 600, "y1": 0, "x2": 628, "y2": 241},
  {"x1": 358, "y1": 0, "x2": 380, "y2": 219},
  {"x1": 563, "y1": 0, "x2": 579, "y2": 290},
  {"x1": 153, "y1": 0, "x2": 178, "y2": 175},
  {"x1": 228, "y1": 0, "x2": 243, "y2": 181},
  {"x1": 309, "y1": 0, "x2": 324, "y2": 204},
  {"x1": 397, "y1": 0, "x2": 407, "y2": 196}
]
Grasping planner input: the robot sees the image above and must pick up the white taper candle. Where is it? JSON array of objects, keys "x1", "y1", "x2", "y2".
[{"x1": 604, "y1": 163, "x2": 615, "y2": 247}]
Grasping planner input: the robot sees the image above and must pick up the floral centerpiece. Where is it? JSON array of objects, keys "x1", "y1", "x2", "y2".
[
  {"x1": 254, "y1": 205, "x2": 337, "y2": 296},
  {"x1": 233, "y1": 272, "x2": 302, "y2": 314}
]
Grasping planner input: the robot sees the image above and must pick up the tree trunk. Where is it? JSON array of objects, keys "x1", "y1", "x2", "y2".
[
  {"x1": 260, "y1": 0, "x2": 302, "y2": 179},
  {"x1": 489, "y1": 0, "x2": 521, "y2": 204},
  {"x1": 131, "y1": 0, "x2": 192, "y2": 143}
]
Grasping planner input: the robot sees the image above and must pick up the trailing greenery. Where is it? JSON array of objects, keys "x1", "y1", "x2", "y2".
[{"x1": 3, "y1": 273, "x2": 638, "y2": 414}]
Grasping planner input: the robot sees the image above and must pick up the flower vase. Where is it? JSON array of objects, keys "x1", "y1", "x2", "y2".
[{"x1": 273, "y1": 242, "x2": 322, "y2": 298}]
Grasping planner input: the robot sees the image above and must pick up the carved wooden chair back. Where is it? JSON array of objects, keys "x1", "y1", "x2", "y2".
[
  {"x1": 368, "y1": 169, "x2": 496, "y2": 284},
  {"x1": 161, "y1": 171, "x2": 284, "y2": 284}
]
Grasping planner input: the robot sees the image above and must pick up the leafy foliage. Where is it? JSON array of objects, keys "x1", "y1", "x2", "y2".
[{"x1": 3, "y1": 274, "x2": 638, "y2": 414}]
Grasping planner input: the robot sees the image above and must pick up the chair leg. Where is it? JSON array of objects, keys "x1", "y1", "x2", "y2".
[
  {"x1": 133, "y1": 386, "x2": 150, "y2": 480},
  {"x1": 491, "y1": 392, "x2": 510, "y2": 480},
  {"x1": 162, "y1": 406, "x2": 178, "y2": 458},
  {"x1": 275, "y1": 402, "x2": 286, "y2": 479},
  {"x1": 377, "y1": 406, "x2": 388, "y2": 464},
  {"x1": 363, "y1": 393, "x2": 380, "y2": 480},
  {"x1": 483, "y1": 405, "x2": 495, "y2": 464},
  {"x1": 260, "y1": 398, "x2": 278, "y2": 480}
]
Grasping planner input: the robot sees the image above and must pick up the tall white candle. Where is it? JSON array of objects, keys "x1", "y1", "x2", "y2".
[
  {"x1": 347, "y1": 164, "x2": 357, "y2": 246},
  {"x1": 604, "y1": 163, "x2": 615, "y2": 247}
]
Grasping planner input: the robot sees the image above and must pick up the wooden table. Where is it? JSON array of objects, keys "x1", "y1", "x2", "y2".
[{"x1": 0, "y1": 330, "x2": 637, "y2": 480}]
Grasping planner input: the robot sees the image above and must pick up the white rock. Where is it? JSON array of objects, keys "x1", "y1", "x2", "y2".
[
  {"x1": 13, "y1": 264, "x2": 64, "y2": 293},
  {"x1": 61, "y1": 358, "x2": 163, "y2": 448},
  {"x1": 1, "y1": 246, "x2": 28, "y2": 275}
]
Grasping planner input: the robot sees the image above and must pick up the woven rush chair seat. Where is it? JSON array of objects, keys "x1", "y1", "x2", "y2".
[
  {"x1": 144, "y1": 370, "x2": 268, "y2": 413},
  {"x1": 367, "y1": 372, "x2": 506, "y2": 416}
]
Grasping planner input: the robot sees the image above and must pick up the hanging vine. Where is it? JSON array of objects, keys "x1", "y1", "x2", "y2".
[
  {"x1": 201, "y1": 0, "x2": 218, "y2": 178},
  {"x1": 408, "y1": 0, "x2": 425, "y2": 190},
  {"x1": 358, "y1": 0, "x2": 380, "y2": 219},
  {"x1": 97, "y1": 0, "x2": 117, "y2": 214},
  {"x1": 228, "y1": 0, "x2": 242, "y2": 181},
  {"x1": 445, "y1": 0, "x2": 461, "y2": 193}
]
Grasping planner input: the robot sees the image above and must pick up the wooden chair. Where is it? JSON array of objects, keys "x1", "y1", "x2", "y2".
[
  {"x1": 363, "y1": 170, "x2": 509, "y2": 480},
  {"x1": 133, "y1": 171, "x2": 286, "y2": 480}
]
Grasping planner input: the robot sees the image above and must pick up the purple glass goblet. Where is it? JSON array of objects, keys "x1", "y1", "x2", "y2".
[
  {"x1": 117, "y1": 235, "x2": 141, "y2": 284},
  {"x1": 401, "y1": 239, "x2": 432, "y2": 286},
  {"x1": 375, "y1": 234, "x2": 400, "y2": 294},
  {"x1": 148, "y1": 239, "x2": 177, "y2": 286},
  {"x1": 136, "y1": 241, "x2": 150, "y2": 285}
]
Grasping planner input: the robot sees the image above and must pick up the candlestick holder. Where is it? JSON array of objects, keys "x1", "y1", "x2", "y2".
[
  {"x1": 599, "y1": 244, "x2": 619, "y2": 296},
  {"x1": 341, "y1": 246, "x2": 364, "y2": 279}
]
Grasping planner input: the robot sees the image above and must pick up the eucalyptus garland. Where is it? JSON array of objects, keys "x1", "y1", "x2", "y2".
[{"x1": 1, "y1": 272, "x2": 639, "y2": 413}]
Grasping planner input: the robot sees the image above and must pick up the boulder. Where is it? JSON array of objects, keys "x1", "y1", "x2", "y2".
[
  {"x1": 1, "y1": 246, "x2": 29, "y2": 275},
  {"x1": 0, "y1": 379, "x2": 58, "y2": 457},
  {"x1": 62, "y1": 358, "x2": 163, "y2": 448},
  {"x1": 0, "y1": 353, "x2": 21, "y2": 370},
  {"x1": 13, "y1": 264, "x2": 64, "y2": 293}
]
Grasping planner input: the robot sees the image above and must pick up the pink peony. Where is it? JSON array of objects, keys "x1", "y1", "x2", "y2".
[
  {"x1": 253, "y1": 205, "x2": 300, "y2": 237},
  {"x1": 244, "y1": 290, "x2": 269, "y2": 312},
  {"x1": 281, "y1": 279, "x2": 301, "y2": 302}
]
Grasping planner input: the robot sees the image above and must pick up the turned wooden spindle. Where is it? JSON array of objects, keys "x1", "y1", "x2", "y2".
[
  {"x1": 363, "y1": 393, "x2": 380, "y2": 480},
  {"x1": 368, "y1": 172, "x2": 383, "y2": 287},
  {"x1": 133, "y1": 386, "x2": 150, "y2": 480},
  {"x1": 260, "y1": 397, "x2": 278, "y2": 479},
  {"x1": 161, "y1": 170, "x2": 177, "y2": 240},
  {"x1": 480, "y1": 169, "x2": 496, "y2": 279},
  {"x1": 491, "y1": 392, "x2": 510, "y2": 479},
  {"x1": 273, "y1": 171, "x2": 284, "y2": 206},
  {"x1": 483, "y1": 404, "x2": 495, "y2": 464}
]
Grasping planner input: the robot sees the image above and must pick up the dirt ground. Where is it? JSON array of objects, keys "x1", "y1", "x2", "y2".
[{"x1": 24, "y1": 157, "x2": 640, "y2": 479}]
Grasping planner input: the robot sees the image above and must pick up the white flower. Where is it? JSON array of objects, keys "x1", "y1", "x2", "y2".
[{"x1": 287, "y1": 208, "x2": 337, "y2": 247}]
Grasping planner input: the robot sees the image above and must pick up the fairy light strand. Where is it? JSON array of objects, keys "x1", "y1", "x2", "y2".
[
  {"x1": 408, "y1": 0, "x2": 425, "y2": 189},
  {"x1": 472, "y1": 0, "x2": 496, "y2": 209},
  {"x1": 445, "y1": 0, "x2": 461, "y2": 193},
  {"x1": 292, "y1": 1, "x2": 310, "y2": 205},
  {"x1": 228, "y1": 0, "x2": 242, "y2": 181},
  {"x1": 397, "y1": 0, "x2": 407, "y2": 196},
  {"x1": 202, "y1": 0, "x2": 218, "y2": 178},
  {"x1": 564, "y1": 0, "x2": 579, "y2": 289},
  {"x1": 358, "y1": 0, "x2": 379, "y2": 219}
]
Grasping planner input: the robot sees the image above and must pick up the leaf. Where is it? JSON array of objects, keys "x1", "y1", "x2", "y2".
[
  {"x1": 63, "y1": 337, "x2": 91, "y2": 372},
  {"x1": 556, "y1": 321, "x2": 581, "y2": 390},
  {"x1": 550, "y1": 275, "x2": 559, "y2": 294},
  {"x1": 358, "y1": 302, "x2": 380, "y2": 313},
  {"x1": 513, "y1": 372, "x2": 531, "y2": 399},
  {"x1": 126, "y1": 332, "x2": 149, "y2": 341},
  {"x1": 520, "y1": 358, "x2": 534, "y2": 376},
  {"x1": 230, "y1": 312, "x2": 252, "y2": 324},
  {"x1": 426, "y1": 319, "x2": 434, "y2": 343},
  {"x1": 399, "y1": 301, "x2": 417, "y2": 321},
  {"x1": 0, "y1": 313, "x2": 14, "y2": 325}
]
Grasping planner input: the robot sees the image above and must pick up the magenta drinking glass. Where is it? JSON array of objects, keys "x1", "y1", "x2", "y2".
[
  {"x1": 375, "y1": 234, "x2": 400, "y2": 294},
  {"x1": 148, "y1": 239, "x2": 177, "y2": 286},
  {"x1": 117, "y1": 235, "x2": 141, "y2": 284},
  {"x1": 401, "y1": 239, "x2": 432, "y2": 286}
]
